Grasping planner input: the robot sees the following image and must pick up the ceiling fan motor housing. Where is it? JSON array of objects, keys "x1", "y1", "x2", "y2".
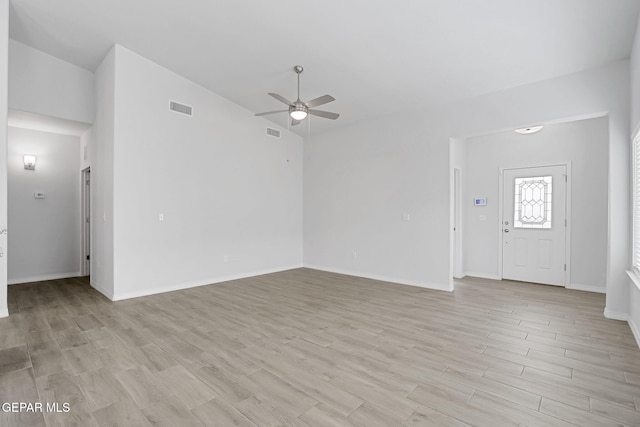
[{"x1": 290, "y1": 102, "x2": 308, "y2": 120}]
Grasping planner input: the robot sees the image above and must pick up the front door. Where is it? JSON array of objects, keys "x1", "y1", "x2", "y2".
[{"x1": 502, "y1": 165, "x2": 567, "y2": 286}]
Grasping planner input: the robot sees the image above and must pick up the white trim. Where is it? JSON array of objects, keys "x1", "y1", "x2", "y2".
[
  {"x1": 90, "y1": 279, "x2": 114, "y2": 300},
  {"x1": 462, "y1": 272, "x2": 501, "y2": 280},
  {"x1": 111, "y1": 264, "x2": 303, "y2": 301},
  {"x1": 603, "y1": 307, "x2": 629, "y2": 321},
  {"x1": 453, "y1": 168, "x2": 463, "y2": 278},
  {"x1": 8, "y1": 272, "x2": 82, "y2": 285},
  {"x1": 497, "y1": 170, "x2": 504, "y2": 280},
  {"x1": 304, "y1": 264, "x2": 453, "y2": 292},
  {"x1": 566, "y1": 283, "x2": 606, "y2": 294},
  {"x1": 629, "y1": 316, "x2": 640, "y2": 349},
  {"x1": 0, "y1": 308, "x2": 8, "y2": 318},
  {"x1": 627, "y1": 270, "x2": 640, "y2": 292}
]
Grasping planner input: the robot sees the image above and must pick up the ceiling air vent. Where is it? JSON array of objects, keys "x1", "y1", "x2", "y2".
[
  {"x1": 266, "y1": 127, "x2": 281, "y2": 138},
  {"x1": 169, "y1": 101, "x2": 193, "y2": 116}
]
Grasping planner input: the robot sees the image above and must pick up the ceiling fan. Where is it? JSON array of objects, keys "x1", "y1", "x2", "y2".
[{"x1": 255, "y1": 65, "x2": 340, "y2": 126}]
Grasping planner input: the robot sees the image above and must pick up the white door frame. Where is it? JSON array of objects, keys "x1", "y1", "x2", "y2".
[
  {"x1": 497, "y1": 161, "x2": 572, "y2": 286},
  {"x1": 453, "y1": 168, "x2": 463, "y2": 278},
  {"x1": 80, "y1": 167, "x2": 91, "y2": 276}
]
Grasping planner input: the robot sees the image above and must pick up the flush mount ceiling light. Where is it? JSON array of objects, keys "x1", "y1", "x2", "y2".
[
  {"x1": 514, "y1": 125, "x2": 544, "y2": 134},
  {"x1": 23, "y1": 155, "x2": 36, "y2": 170},
  {"x1": 255, "y1": 65, "x2": 340, "y2": 126}
]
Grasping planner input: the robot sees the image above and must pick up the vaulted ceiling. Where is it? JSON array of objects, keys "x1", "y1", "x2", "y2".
[{"x1": 8, "y1": 0, "x2": 640, "y2": 134}]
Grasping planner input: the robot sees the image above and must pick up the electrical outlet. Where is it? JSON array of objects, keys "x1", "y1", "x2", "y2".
[{"x1": 159, "y1": 213, "x2": 164, "y2": 222}]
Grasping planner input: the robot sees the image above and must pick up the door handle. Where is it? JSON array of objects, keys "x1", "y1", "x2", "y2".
[{"x1": 504, "y1": 229, "x2": 510, "y2": 233}]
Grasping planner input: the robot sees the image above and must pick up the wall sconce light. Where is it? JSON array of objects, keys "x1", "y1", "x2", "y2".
[{"x1": 23, "y1": 155, "x2": 36, "y2": 170}]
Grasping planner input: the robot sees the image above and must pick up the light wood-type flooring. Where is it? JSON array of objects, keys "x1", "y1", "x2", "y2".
[{"x1": 1, "y1": 268, "x2": 640, "y2": 426}]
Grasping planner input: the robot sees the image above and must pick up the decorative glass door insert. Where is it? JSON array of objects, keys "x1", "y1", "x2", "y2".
[{"x1": 513, "y1": 176, "x2": 552, "y2": 229}]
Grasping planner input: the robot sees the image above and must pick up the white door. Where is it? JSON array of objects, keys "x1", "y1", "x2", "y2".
[{"x1": 502, "y1": 165, "x2": 567, "y2": 286}]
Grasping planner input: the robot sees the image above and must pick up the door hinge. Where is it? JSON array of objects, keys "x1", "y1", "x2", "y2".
[
  {"x1": 565, "y1": 219, "x2": 567, "y2": 227},
  {"x1": 564, "y1": 264, "x2": 566, "y2": 271},
  {"x1": 86, "y1": 255, "x2": 90, "y2": 260}
]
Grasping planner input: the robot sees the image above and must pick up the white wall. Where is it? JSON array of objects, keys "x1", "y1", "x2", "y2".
[
  {"x1": 461, "y1": 117, "x2": 609, "y2": 292},
  {"x1": 0, "y1": 0, "x2": 9, "y2": 317},
  {"x1": 8, "y1": 40, "x2": 94, "y2": 124},
  {"x1": 107, "y1": 45, "x2": 303, "y2": 300},
  {"x1": 304, "y1": 108, "x2": 453, "y2": 290},
  {"x1": 447, "y1": 60, "x2": 630, "y2": 319},
  {"x1": 304, "y1": 60, "x2": 629, "y2": 306},
  {"x1": 633, "y1": 17, "x2": 640, "y2": 135},
  {"x1": 7, "y1": 127, "x2": 81, "y2": 283},
  {"x1": 90, "y1": 47, "x2": 115, "y2": 298}
]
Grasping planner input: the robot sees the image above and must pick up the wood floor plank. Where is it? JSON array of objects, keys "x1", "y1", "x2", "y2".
[
  {"x1": 245, "y1": 369, "x2": 319, "y2": 418},
  {"x1": 114, "y1": 365, "x2": 170, "y2": 409},
  {"x1": 156, "y1": 365, "x2": 216, "y2": 411},
  {"x1": 404, "y1": 405, "x2": 472, "y2": 426},
  {"x1": 540, "y1": 397, "x2": 633, "y2": 427},
  {"x1": 482, "y1": 367, "x2": 590, "y2": 411},
  {"x1": 92, "y1": 398, "x2": 152, "y2": 427},
  {"x1": 0, "y1": 345, "x2": 31, "y2": 374},
  {"x1": 76, "y1": 367, "x2": 130, "y2": 411},
  {"x1": 469, "y1": 391, "x2": 575, "y2": 427},
  {"x1": 4, "y1": 270, "x2": 640, "y2": 426},
  {"x1": 191, "y1": 398, "x2": 256, "y2": 427},
  {"x1": 233, "y1": 396, "x2": 311, "y2": 427},
  {"x1": 590, "y1": 398, "x2": 640, "y2": 426},
  {"x1": 142, "y1": 396, "x2": 204, "y2": 427}
]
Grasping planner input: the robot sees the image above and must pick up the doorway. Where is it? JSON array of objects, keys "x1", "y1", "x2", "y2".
[
  {"x1": 501, "y1": 164, "x2": 569, "y2": 286},
  {"x1": 81, "y1": 167, "x2": 90, "y2": 276}
]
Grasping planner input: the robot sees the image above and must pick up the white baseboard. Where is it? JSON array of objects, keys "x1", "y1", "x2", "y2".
[
  {"x1": 566, "y1": 283, "x2": 606, "y2": 294},
  {"x1": 604, "y1": 307, "x2": 629, "y2": 321},
  {"x1": 90, "y1": 280, "x2": 115, "y2": 300},
  {"x1": 0, "y1": 307, "x2": 8, "y2": 318},
  {"x1": 463, "y1": 271, "x2": 501, "y2": 280},
  {"x1": 303, "y1": 264, "x2": 453, "y2": 292},
  {"x1": 629, "y1": 317, "x2": 640, "y2": 349},
  {"x1": 8, "y1": 272, "x2": 82, "y2": 285},
  {"x1": 111, "y1": 264, "x2": 304, "y2": 301}
]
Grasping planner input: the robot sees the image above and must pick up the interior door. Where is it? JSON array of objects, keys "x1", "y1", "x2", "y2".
[
  {"x1": 83, "y1": 169, "x2": 90, "y2": 276},
  {"x1": 502, "y1": 165, "x2": 566, "y2": 286}
]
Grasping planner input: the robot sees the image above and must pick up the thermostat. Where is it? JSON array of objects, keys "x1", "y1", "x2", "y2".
[
  {"x1": 474, "y1": 197, "x2": 486, "y2": 206},
  {"x1": 34, "y1": 192, "x2": 45, "y2": 199}
]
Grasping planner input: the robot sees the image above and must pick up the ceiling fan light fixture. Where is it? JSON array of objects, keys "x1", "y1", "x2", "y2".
[{"x1": 289, "y1": 106, "x2": 308, "y2": 120}]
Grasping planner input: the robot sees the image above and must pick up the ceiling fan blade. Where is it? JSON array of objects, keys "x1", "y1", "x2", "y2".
[
  {"x1": 254, "y1": 110, "x2": 288, "y2": 116},
  {"x1": 305, "y1": 94, "x2": 335, "y2": 108},
  {"x1": 309, "y1": 109, "x2": 340, "y2": 120},
  {"x1": 291, "y1": 118, "x2": 302, "y2": 126},
  {"x1": 268, "y1": 93, "x2": 293, "y2": 106}
]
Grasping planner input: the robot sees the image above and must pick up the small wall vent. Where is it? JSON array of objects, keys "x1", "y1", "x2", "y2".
[
  {"x1": 266, "y1": 127, "x2": 281, "y2": 138},
  {"x1": 169, "y1": 101, "x2": 193, "y2": 116}
]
